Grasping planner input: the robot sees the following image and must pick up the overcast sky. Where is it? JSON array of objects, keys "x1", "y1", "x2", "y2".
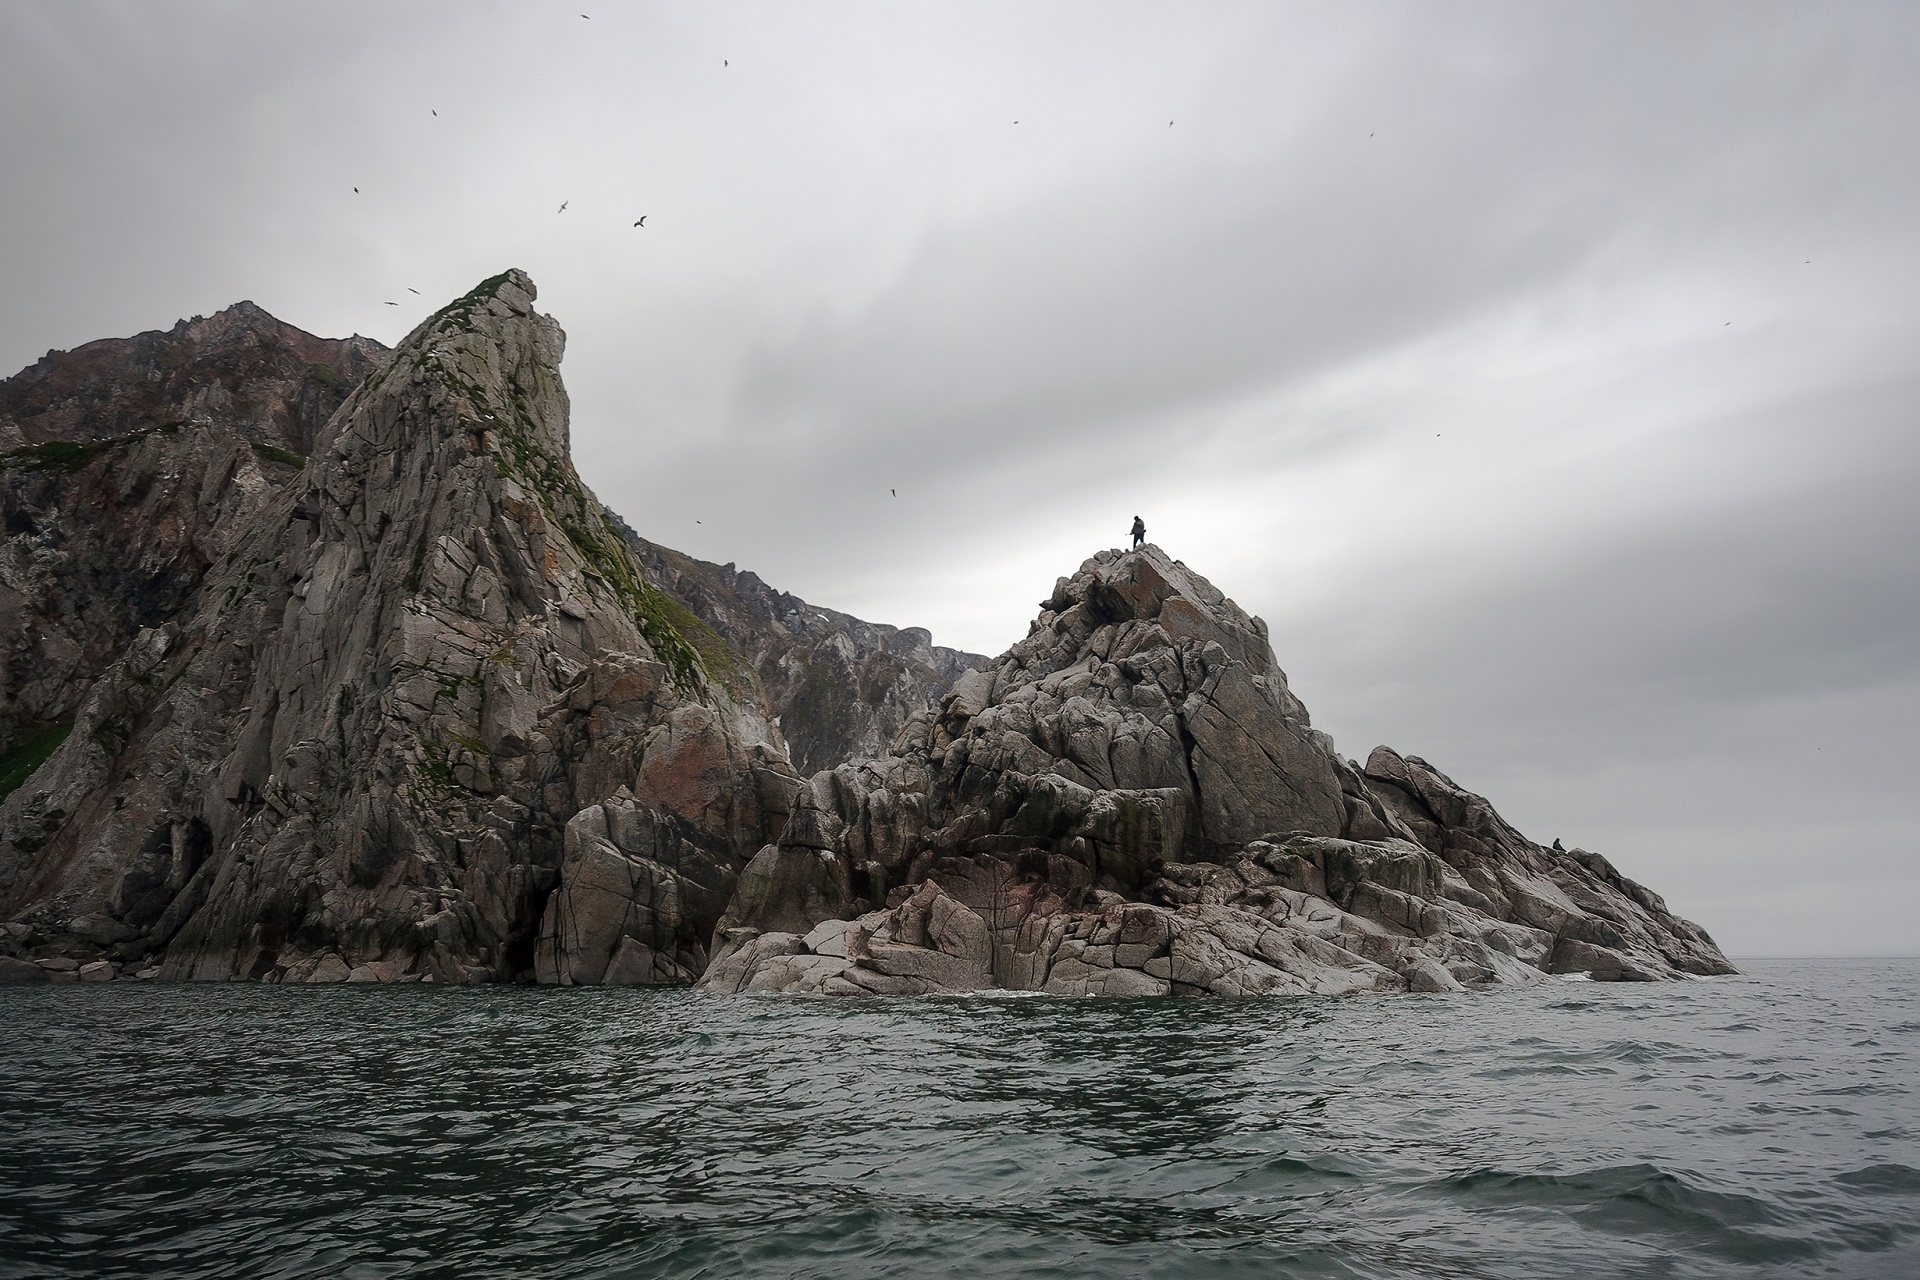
[{"x1": 3, "y1": 1, "x2": 1916, "y2": 956}]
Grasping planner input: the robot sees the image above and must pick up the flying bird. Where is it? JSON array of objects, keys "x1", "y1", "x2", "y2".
[
  {"x1": 558, "y1": 201, "x2": 569, "y2": 213},
  {"x1": 407, "y1": 288, "x2": 420, "y2": 294},
  {"x1": 431, "y1": 109, "x2": 437, "y2": 117},
  {"x1": 890, "y1": 488, "x2": 896, "y2": 497},
  {"x1": 353, "y1": 187, "x2": 359, "y2": 193},
  {"x1": 724, "y1": 59, "x2": 729, "y2": 67},
  {"x1": 385, "y1": 302, "x2": 399, "y2": 307},
  {"x1": 1168, "y1": 120, "x2": 1173, "y2": 127},
  {"x1": 634, "y1": 216, "x2": 646, "y2": 226}
]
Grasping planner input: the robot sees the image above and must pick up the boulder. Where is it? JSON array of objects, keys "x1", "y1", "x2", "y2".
[{"x1": 0, "y1": 956, "x2": 48, "y2": 983}]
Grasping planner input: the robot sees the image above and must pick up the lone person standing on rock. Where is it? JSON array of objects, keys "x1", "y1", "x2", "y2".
[{"x1": 1130, "y1": 516, "x2": 1146, "y2": 550}]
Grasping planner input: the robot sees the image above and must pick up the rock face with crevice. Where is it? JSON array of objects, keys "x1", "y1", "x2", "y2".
[{"x1": 698, "y1": 547, "x2": 1732, "y2": 995}]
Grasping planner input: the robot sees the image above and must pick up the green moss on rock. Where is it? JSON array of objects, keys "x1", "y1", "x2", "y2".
[{"x1": 0, "y1": 721, "x2": 72, "y2": 803}]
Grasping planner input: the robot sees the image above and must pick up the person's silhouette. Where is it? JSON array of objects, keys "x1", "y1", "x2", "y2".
[{"x1": 1130, "y1": 516, "x2": 1146, "y2": 550}]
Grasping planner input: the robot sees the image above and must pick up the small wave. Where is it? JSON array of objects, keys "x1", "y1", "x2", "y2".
[
  {"x1": 1835, "y1": 1164, "x2": 1920, "y2": 1195},
  {"x1": 1434, "y1": 1163, "x2": 1816, "y2": 1261},
  {"x1": 1478, "y1": 1063, "x2": 1611, "y2": 1080}
]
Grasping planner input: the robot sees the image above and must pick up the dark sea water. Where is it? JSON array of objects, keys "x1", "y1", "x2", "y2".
[{"x1": 2, "y1": 960, "x2": 1916, "y2": 1279}]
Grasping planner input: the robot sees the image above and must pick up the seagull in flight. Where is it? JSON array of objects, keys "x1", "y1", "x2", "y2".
[
  {"x1": 890, "y1": 488, "x2": 896, "y2": 497},
  {"x1": 353, "y1": 186, "x2": 359, "y2": 193},
  {"x1": 407, "y1": 288, "x2": 420, "y2": 294},
  {"x1": 558, "y1": 201, "x2": 569, "y2": 213},
  {"x1": 385, "y1": 301, "x2": 399, "y2": 307},
  {"x1": 634, "y1": 216, "x2": 647, "y2": 227},
  {"x1": 431, "y1": 109, "x2": 437, "y2": 117}
]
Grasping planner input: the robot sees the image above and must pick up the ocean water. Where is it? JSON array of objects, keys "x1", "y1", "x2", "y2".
[{"x1": 2, "y1": 959, "x2": 1916, "y2": 1279}]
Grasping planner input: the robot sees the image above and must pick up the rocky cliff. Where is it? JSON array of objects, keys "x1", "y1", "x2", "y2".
[
  {"x1": 617, "y1": 531, "x2": 985, "y2": 777},
  {"x1": 0, "y1": 271, "x2": 806, "y2": 983},
  {"x1": 0, "y1": 306, "x2": 385, "y2": 760},
  {"x1": 698, "y1": 548, "x2": 1732, "y2": 995},
  {"x1": 0, "y1": 271, "x2": 1729, "y2": 991}
]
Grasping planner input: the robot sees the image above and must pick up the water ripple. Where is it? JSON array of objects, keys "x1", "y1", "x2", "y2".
[{"x1": 2, "y1": 960, "x2": 1918, "y2": 1278}]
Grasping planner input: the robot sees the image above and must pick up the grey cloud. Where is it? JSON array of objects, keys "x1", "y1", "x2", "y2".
[{"x1": 2, "y1": 1, "x2": 1917, "y2": 953}]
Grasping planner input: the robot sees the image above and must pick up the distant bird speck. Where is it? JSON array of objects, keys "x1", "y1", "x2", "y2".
[
  {"x1": 1168, "y1": 120, "x2": 1173, "y2": 127},
  {"x1": 353, "y1": 187, "x2": 359, "y2": 193},
  {"x1": 634, "y1": 217, "x2": 646, "y2": 227},
  {"x1": 558, "y1": 201, "x2": 568, "y2": 213},
  {"x1": 385, "y1": 302, "x2": 399, "y2": 307},
  {"x1": 890, "y1": 488, "x2": 896, "y2": 497},
  {"x1": 407, "y1": 288, "x2": 420, "y2": 295},
  {"x1": 431, "y1": 109, "x2": 437, "y2": 117},
  {"x1": 724, "y1": 59, "x2": 729, "y2": 67}
]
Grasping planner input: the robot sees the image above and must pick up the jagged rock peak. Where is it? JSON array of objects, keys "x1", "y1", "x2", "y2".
[
  {"x1": 0, "y1": 296, "x2": 384, "y2": 455},
  {"x1": 0, "y1": 296, "x2": 387, "y2": 763},
  {"x1": 1, "y1": 268, "x2": 798, "y2": 985}
]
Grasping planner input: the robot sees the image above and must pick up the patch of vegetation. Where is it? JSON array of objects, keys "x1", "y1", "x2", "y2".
[
  {"x1": 250, "y1": 441, "x2": 307, "y2": 469},
  {"x1": 0, "y1": 422, "x2": 185, "y2": 474},
  {"x1": 414, "y1": 734, "x2": 456, "y2": 795},
  {"x1": 0, "y1": 721, "x2": 71, "y2": 803},
  {"x1": 487, "y1": 400, "x2": 714, "y2": 694},
  {"x1": 306, "y1": 362, "x2": 341, "y2": 388},
  {"x1": 429, "y1": 669, "x2": 479, "y2": 708},
  {"x1": 427, "y1": 270, "x2": 518, "y2": 336}
]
